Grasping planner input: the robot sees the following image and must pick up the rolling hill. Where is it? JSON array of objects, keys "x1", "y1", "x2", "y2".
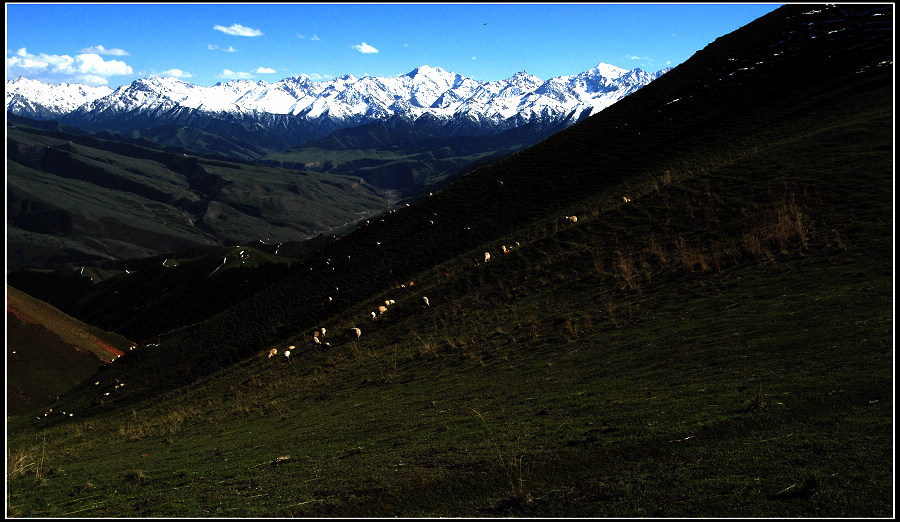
[
  {"x1": 6, "y1": 124, "x2": 394, "y2": 270},
  {"x1": 5, "y1": 4, "x2": 893, "y2": 517}
]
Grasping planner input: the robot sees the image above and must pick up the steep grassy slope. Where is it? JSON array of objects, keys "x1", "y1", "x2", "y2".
[
  {"x1": 6, "y1": 285, "x2": 136, "y2": 414},
  {"x1": 6, "y1": 4, "x2": 893, "y2": 517},
  {"x1": 7, "y1": 245, "x2": 299, "y2": 344},
  {"x1": 6, "y1": 125, "x2": 393, "y2": 269}
]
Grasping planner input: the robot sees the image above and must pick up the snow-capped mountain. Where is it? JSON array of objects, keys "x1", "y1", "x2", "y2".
[
  {"x1": 6, "y1": 63, "x2": 669, "y2": 153},
  {"x1": 5, "y1": 77, "x2": 113, "y2": 119}
]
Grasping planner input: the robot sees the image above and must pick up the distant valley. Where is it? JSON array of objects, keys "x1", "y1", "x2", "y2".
[{"x1": 5, "y1": 63, "x2": 667, "y2": 271}]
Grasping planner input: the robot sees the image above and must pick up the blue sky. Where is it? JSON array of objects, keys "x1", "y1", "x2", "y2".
[{"x1": 6, "y1": 3, "x2": 782, "y2": 87}]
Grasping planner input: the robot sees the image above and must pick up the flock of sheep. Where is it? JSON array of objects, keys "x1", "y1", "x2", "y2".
[
  {"x1": 261, "y1": 197, "x2": 636, "y2": 363},
  {"x1": 266, "y1": 289, "x2": 433, "y2": 361}
]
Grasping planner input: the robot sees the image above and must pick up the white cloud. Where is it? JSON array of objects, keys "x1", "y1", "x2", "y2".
[
  {"x1": 310, "y1": 34, "x2": 320, "y2": 41},
  {"x1": 352, "y1": 42, "x2": 378, "y2": 54},
  {"x1": 307, "y1": 72, "x2": 332, "y2": 81},
  {"x1": 472, "y1": 56, "x2": 477, "y2": 60},
  {"x1": 160, "y1": 68, "x2": 193, "y2": 78},
  {"x1": 217, "y1": 69, "x2": 253, "y2": 80},
  {"x1": 77, "y1": 53, "x2": 132, "y2": 76},
  {"x1": 80, "y1": 45, "x2": 130, "y2": 56},
  {"x1": 297, "y1": 33, "x2": 304, "y2": 39},
  {"x1": 7, "y1": 47, "x2": 132, "y2": 85},
  {"x1": 208, "y1": 44, "x2": 237, "y2": 53},
  {"x1": 256, "y1": 66, "x2": 275, "y2": 74},
  {"x1": 214, "y1": 23, "x2": 263, "y2": 37}
]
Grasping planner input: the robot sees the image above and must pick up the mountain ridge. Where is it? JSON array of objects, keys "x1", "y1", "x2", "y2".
[{"x1": 6, "y1": 62, "x2": 669, "y2": 155}]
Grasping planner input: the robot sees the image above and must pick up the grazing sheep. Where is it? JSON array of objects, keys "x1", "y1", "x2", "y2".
[
  {"x1": 565, "y1": 215, "x2": 578, "y2": 223},
  {"x1": 422, "y1": 296, "x2": 430, "y2": 307},
  {"x1": 313, "y1": 335, "x2": 321, "y2": 345},
  {"x1": 484, "y1": 251, "x2": 491, "y2": 263},
  {"x1": 502, "y1": 245, "x2": 510, "y2": 254},
  {"x1": 284, "y1": 350, "x2": 291, "y2": 359},
  {"x1": 371, "y1": 311, "x2": 377, "y2": 320},
  {"x1": 320, "y1": 327, "x2": 327, "y2": 337},
  {"x1": 384, "y1": 300, "x2": 392, "y2": 307},
  {"x1": 351, "y1": 327, "x2": 362, "y2": 338},
  {"x1": 268, "y1": 348, "x2": 278, "y2": 358},
  {"x1": 378, "y1": 305, "x2": 388, "y2": 315},
  {"x1": 622, "y1": 196, "x2": 631, "y2": 203}
]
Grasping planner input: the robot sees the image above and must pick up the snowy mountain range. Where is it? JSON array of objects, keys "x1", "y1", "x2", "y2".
[{"x1": 6, "y1": 63, "x2": 669, "y2": 153}]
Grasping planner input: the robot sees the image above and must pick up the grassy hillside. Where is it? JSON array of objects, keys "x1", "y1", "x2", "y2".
[
  {"x1": 7, "y1": 245, "x2": 299, "y2": 343},
  {"x1": 6, "y1": 285, "x2": 137, "y2": 414},
  {"x1": 6, "y1": 4, "x2": 893, "y2": 517},
  {"x1": 262, "y1": 117, "x2": 575, "y2": 196},
  {"x1": 6, "y1": 125, "x2": 394, "y2": 270}
]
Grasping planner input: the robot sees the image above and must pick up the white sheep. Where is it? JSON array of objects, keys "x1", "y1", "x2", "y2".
[
  {"x1": 371, "y1": 311, "x2": 377, "y2": 320},
  {"x1": 320, "y1": 327, "x2": 327, "y2": 336},
  {"x1": 484, "y1": 251, "x2": 491, "y2": 263},
  {"x1": 268, "y1": 348, "x2": 278, "y2": 358},
  {"x1": 566, "y1": 215, "x2": 578, "y2": 223},
  {"x1": 313, "y1": 335, "x2": 321, "y2": 345},
  {"x1": 422, "y1": 296, "x2": 430, "y2": 307},
  {"x1": 284, "y1": 350, "x2": 291, "y2": 359},
  {"x1": 351, "y1": 327, "x2": 362, "y2": 338},
  {"x1": 622, "y1": 196, "x2": 631, "y2": 203}
]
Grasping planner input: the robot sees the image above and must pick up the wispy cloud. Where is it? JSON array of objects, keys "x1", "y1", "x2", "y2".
[
  {"x1": 160, "y1": 68, "x2": 193, "y2": 78},
  {"x1": 352, "y1": 42, "x2": 378, "y2": 54},
  {"x1": 307, "y1": 72, "x2": 332, "y2": 80},
  {"x1": 214, "y1": 23, "x2": 263, "y2": 37},
  {"x1": 217, "y1": 69, "x2": 253, "y2": 80},
  {"x1": 297, "y1": 34, "x2": 320, "y2": 41},
  {"x1": 7, "y1": 47, "x2": 132, "y2": 85},
  {"x1": 79, "y1": 45, "x2": 130, "y2": 56},
  {"x1": 208, "y1": 44, "x2": 237, "y2": 53},
  {"x1": 626, "y1": 54, "x2": 657, "y2": 68},
  {"x1": 256, "y1": 66, "x2": 275, "y2": 74}
]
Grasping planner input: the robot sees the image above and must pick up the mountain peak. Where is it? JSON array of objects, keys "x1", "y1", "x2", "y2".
[
  {"x1": 406, "y1": 64, "x2": 451, "y2": 79},
  {"x1": 589, "y1": 63, "x2": 629, "y2": 78}
]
